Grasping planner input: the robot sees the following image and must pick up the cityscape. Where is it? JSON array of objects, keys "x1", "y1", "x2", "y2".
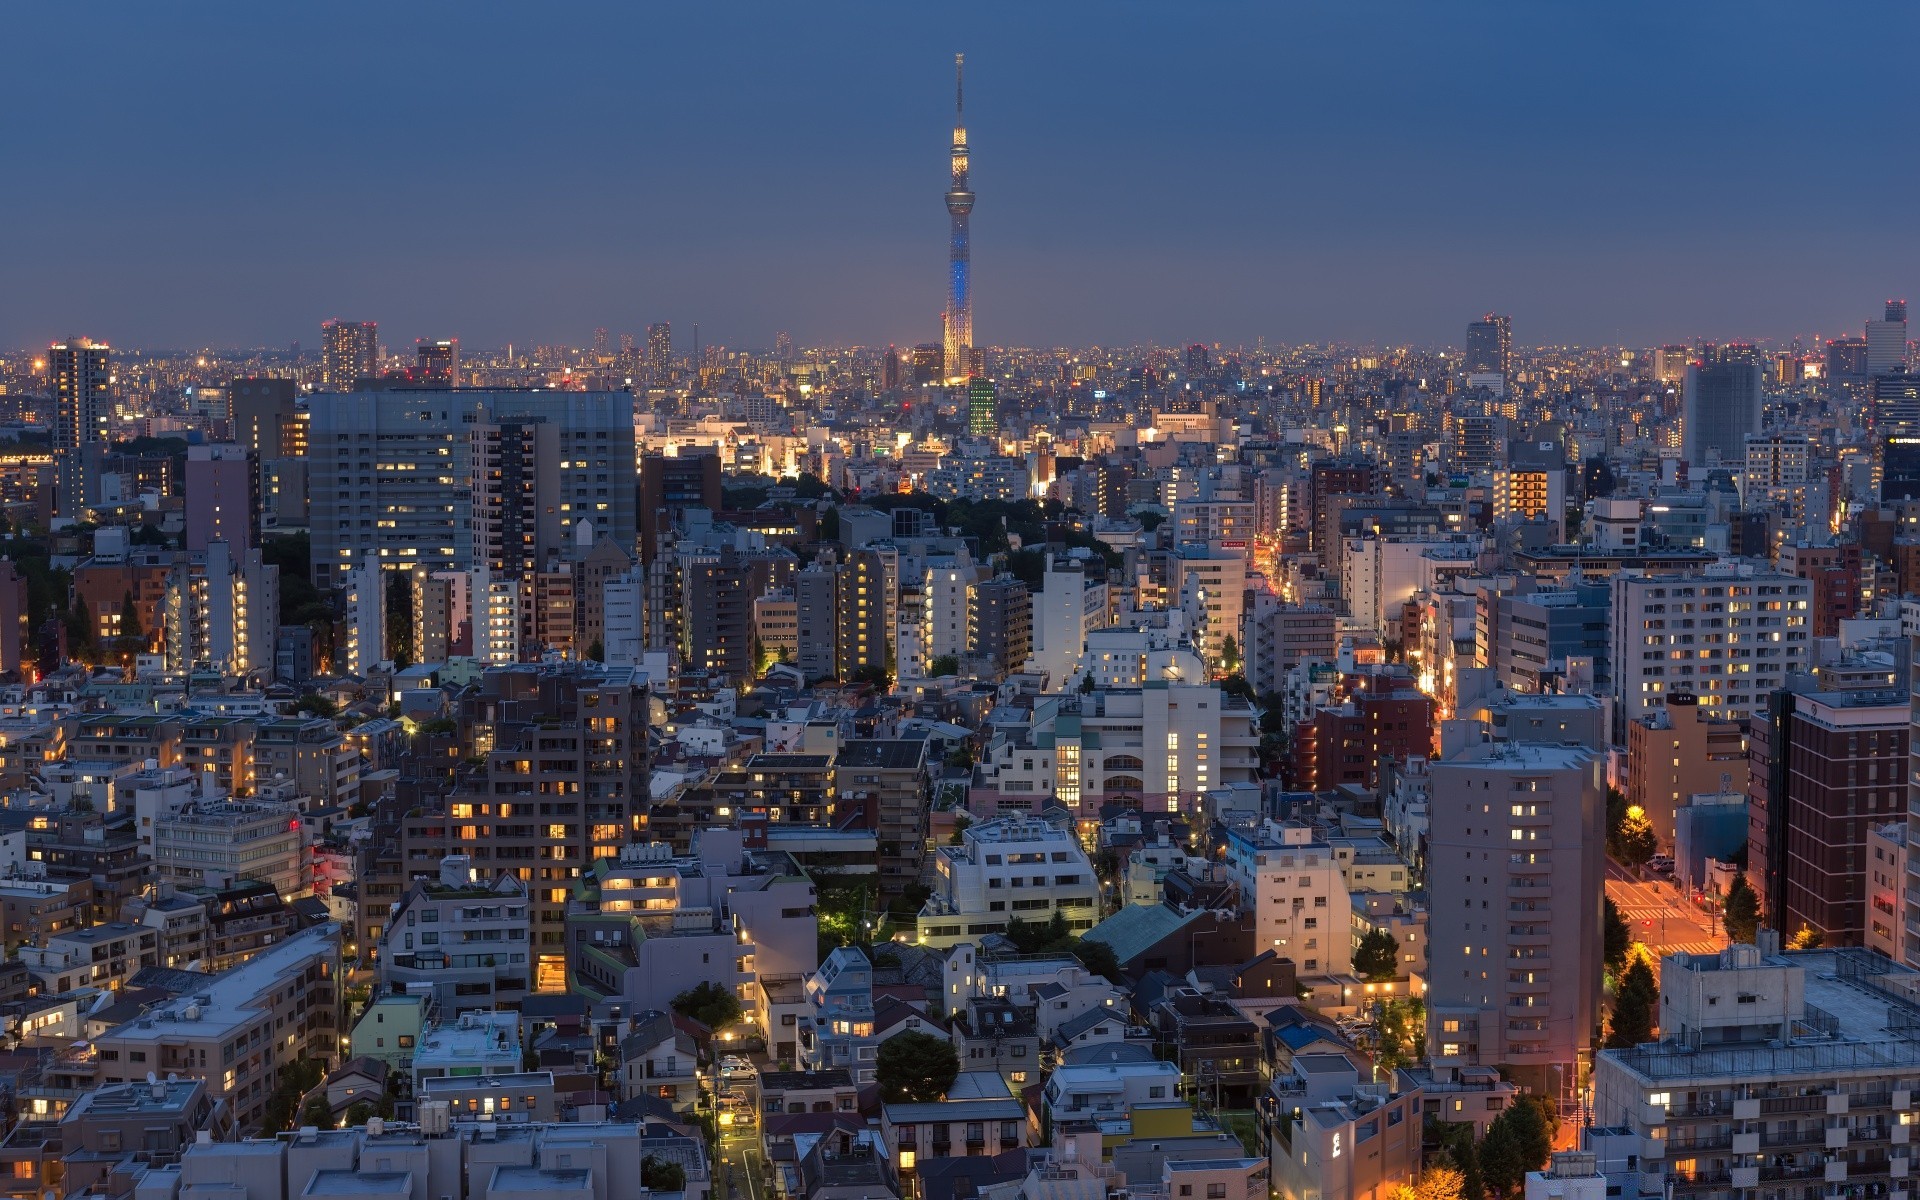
[{"x1": 1, "y1": 8, "x2": 1918, "y2": 1200}]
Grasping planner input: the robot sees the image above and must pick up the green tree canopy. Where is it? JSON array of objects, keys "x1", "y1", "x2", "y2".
[
  {"x1": 1606, "y1": 957, "x2": 1658, "y2": 1048},
  {"x1": 671, "y1": 981, "x2": 743, "y2": 1031},
  {"x1": 1603, "y1": 895, "x2": 1632, "y2": 979},
  {"x1": 875, "y1": 1029, "x2": 959, "y2": 1103},
  {"x1": 1354, "y1": 927, "x2": 1402, "y2": 981},
  {"x1": 1724, "y1": 874, "x2": 1760, "y2": 944}
]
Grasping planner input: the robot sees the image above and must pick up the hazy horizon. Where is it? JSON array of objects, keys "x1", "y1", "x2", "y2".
[{"x1": 3, "y1": 1, "x2": 1912, "y2": 353}]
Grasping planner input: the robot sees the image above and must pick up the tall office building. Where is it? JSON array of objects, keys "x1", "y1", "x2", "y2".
[
  {"x1": 1873, "y1": 373, "x2": 1920, "y2": 502},
  {"x1": 1749, "y1": 683, "x2": 1908, "y2": 946},
  {"x1": 1652, "y1": 344, "x2": 1691, "y2": 386},
  {"x1": 320, "y1": 320, "x2": 378, "y2": 391},
  {"x1": 943, "y1": 54, "x2": 976, "y2": 382},
  {"x1": 307, "y1": 390, "x2": 637, "y2": 589},
  {"x1": 911, "y1": 343, "x2": 944, "y2": 385},
  {"x1": 50, "y1": 338, "x2": 111, "y2": 517},
  {"x1": 416, "y1": 338, "x2": 459, "y2": 387},
  {"x1": 647, "y1": 322, "x2": 671, "y2": 380},
  {"x1": 1425, "y1": 741, "x2": 1604, "y2": 1104},
  {"x1": 967, "y1": 377, "x2": 996, "y2": 436},
  {"x1": 1681, "y1": 352, "x2": 1763, "y2": 465},
  {"x1": 638, "y1": 450, "x2": 721, "y2": 562},
  {"x1": 1867, "y1": 299, "x2": 1909, "y2": 377},
  {"x1": 1465, "y1": 314, "x2": 1512, "y2": 382}
]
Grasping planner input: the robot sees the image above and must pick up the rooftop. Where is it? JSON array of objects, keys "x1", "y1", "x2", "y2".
[{"x1": 102, "y1": 924, "x2": 339, "y2": 1043}]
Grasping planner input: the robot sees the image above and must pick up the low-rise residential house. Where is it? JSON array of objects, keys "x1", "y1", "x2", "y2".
[
  {"x1": 1265, "y1": 1051, "x2": 1424, "y2": 1200},
  {"x1": 950, "y1": 996, "x2": 1039, "y2": 1091},
  {"x1": 20, "y1": 922, "x2": 158, "y2": 992},
  {"x1": 619, "y1": 1010, "x2": 700, "y2": 1112},
  {"x1": 883, "y1": 1072, "x2": 1029, "y2": 1189},
  {"x1": 1044, "y1": 1052, "x2": 1183, "y2": 1123},
  {"x1": 419, "y1": 1070, "x2": 558, "y2": 1123},
  {"x1": 758, "y1": 1068, "x2": 860, "y2": 1117},
  {"x1": 799, "y1": 947, "x2": 879, "y2": 1083},
  {"x1": 411, "y1": 1010, "x2": 522, "y2": 1093},
  {"x1": 1152, "y1": 986, "x2": 1262, "y2": 1106},
  {"x1": 350, "y1": 993, "x2": 429, "y2": 1072}
]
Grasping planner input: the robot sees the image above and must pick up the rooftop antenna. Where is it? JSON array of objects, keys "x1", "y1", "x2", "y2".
[{"x1": 955, "y1": 53, "x2": 965, "y2": 121}]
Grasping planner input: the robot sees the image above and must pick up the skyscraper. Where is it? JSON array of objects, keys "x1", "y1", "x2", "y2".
[
  {"x1": 967, "y1": 377, "x2": 995, "y2": 436},
  {"x1": 943, "y1": 53, "x2": 975, "y2": 383},
  {"x1": 1867, "y1": 299, "x2": 1909, "y2": 377},
  {"x1": 321, "y1": 320, "x2": 378, "y2": 391},
  {"x1": 1681, "y1": 352, "x2": 1763, "y2": 465},
  {"x1": 50, "y1": 338, "x2": 111, "y2": 517},
  {"x1": 1872, "y1": 373, "x2": 1920, "y2": 501},
  {"x1": 646, "y1": 323, "x2": 671, "y2": 381},
  {"x1": 416, "y1": 338, "x2": 459, "y2": 387},
  {"x1": 1465, "y1": 313, "x2": 1512, "y2": 382}
]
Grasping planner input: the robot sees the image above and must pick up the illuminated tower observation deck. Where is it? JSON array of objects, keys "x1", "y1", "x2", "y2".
[{"x1": 944, "y1": 53, "x2": 975, "y2": 383}]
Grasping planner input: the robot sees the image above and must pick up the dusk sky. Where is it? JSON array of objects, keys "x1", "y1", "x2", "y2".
[{"x1": 4, "y1": 1, "x2": 1913, "y2": 353}]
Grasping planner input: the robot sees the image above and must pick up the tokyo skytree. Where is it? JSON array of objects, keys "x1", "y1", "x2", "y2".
[{"x1": 943, "y1": 53, "x2": 975, "y2": 382}]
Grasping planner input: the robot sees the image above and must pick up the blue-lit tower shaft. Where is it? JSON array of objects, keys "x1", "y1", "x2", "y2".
[{"x1": 944, "y1": 53, "x2": 974, "y2": 381}]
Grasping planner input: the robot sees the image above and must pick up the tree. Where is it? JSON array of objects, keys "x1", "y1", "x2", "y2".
[
  {"x1": 1603, "y1": 895, "x2": 1632, "y2": 979},
  {"x1": 928, "y1": 654, "x2": 959, "y2": 678},
  {"x1": 1496, "y1": 1096, "x2": 1554, "y2": 1180},
  {"x1": 293, "y1": 692, "x2": 337, "y2": 719},
  {"x1": 385, "y1": 568, "x2": 413, "y2": 669},
  {"x1": 1724, "y1": 874, "x2": 1760, "y2": 944},
  {"x1": 1136, "y1": 510, "x2": 1165, "y2": 532},
  {"x1": 587, "y1": 639, "x2": 605, "y2": 662},
  {"x1": 1354, "y1": 928, "x2": 1402, "y2": 981},
  {"x1": 1604, "y1": 788, "x2": 1629, "y2": 857},
  {"x1": 344, "y1": 1101, "x2": 375, "y2": 1127},
  {"x1": 1615, "y1": 805, "x2": 1657, "y2": 868},
  {"x1": 1606, "y1": 957, "x2": 1657, "y2": 1048},
  {"x1": 1078, "y1": 672, "x2": 1096, "y2": 694},
  {"x1": 642, "y1": 1157, "x2": 687, "y2": 1191},
  {"x1": 1475, "y1": 1118, "x2": 1524, "y2": 1198},
  {"x1": 672, "y1": 981, "x2": 743, "y2": 1032},
  {"x1": 1788, "y1": 925, "x2": 1824, "y2": 950},
  {"x1": 299, "y1": 1096, "x2": 335, "y2": 1130},
  {"x1": 118, "y1": 591, "x2": 144, "y2": 641},
  {"x1": 1393, "y1": 1164, "x2": 1467, "y2": 1200},
  {"x1": 1219, "y1": 635, "x2": 1242, "y2": 676},
  {"x1": 875, "y1": 1029, "x2": 959, "y2": 1102},
  {"x1": 1069, "y1": 937, "x2": 1122, "y2": 984},
  {"x1": 947, "y1": 813, "x2": 972, "y2": 845}
]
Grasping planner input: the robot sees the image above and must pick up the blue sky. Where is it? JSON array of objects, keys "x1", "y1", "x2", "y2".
[{"x1": 1, "y1": 1, "x2": 1912, "y2": 352}]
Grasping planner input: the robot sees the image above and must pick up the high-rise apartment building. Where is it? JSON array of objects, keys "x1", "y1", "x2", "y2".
[
  {"x1": 1465, "y1": 313, "x2": 1512, "y2": 382},
  {"x1": 835, "y1": 549, "x2": 890, "y2": 681},
  {"x1": 1749, "y1": 683, "x2": 1908, "y2": 946},
  {"x1": 967, "y1": 574, "x2": 1032, "y2": 679},
  {"x1": 1681, "y1": 353, "x2": 1763, "y2": 465},
  {"x1": 1607, "y1": 564, "x2": 1811, "y2": 739},
  {"x1": 184, "y1": 444, "x2": 258, "y2": 552},
  {"x1": 1867, "y1": 298, "x2": 1908, "y2": 376},
  {"x1": 398, "y1": 664, "x2": 648, "y2": 992},
  {"x1": 646, "y1": 322, "x2": 671, "y2": 380},
  {"x1": 967, "y1": 377, "x2": 995, "y2": 435},
  {"x1": 320, "y1": 319, "x2": 378, "y2": 390},
  {"x1": 1426, "y1": 741, "x2": 1604, "y2": 1104},
  {"x1": 51, "y1": 338, "x2": 111, "y2": 517}
]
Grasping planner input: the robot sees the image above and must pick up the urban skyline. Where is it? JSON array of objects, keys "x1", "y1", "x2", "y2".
[{"x1": 3, "y1": 2, "x2": 1917, "y2": 351}]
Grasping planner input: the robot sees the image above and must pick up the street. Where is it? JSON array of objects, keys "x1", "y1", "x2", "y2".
[{"x1": 1607, "y1": 861, "x2": 1727, "y2": 960}]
